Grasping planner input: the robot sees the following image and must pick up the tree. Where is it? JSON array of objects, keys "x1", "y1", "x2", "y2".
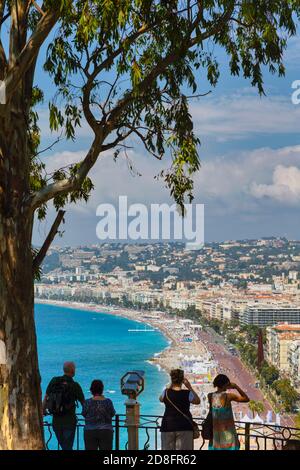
[
  {"x1": 0, "y1": 0, "x2": 300, "y2": 450},
  {"x1": 260, "y1": 361, "x2": 279, "y2": 386},
  {"x1": 248, "y1": 400, "x2": 265, "y2": 419},
  {"x1": 272, "y1": 379, "x2": 300, "y2": 412}
]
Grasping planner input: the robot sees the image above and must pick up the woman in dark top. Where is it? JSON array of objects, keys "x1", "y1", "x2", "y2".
[
  {"x1": 160, "y1": 369, "x2": 200, "y2": 450},
  {"x1": 82, "y1": 380, "x2": 116, "y2": 450}
]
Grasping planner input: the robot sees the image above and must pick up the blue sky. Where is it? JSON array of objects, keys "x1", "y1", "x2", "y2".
[{"x1": 32, "y1": 31, "x2": 300, "y2": 247}]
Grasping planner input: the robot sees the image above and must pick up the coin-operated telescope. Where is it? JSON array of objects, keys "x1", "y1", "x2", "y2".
[
  {"x1": 121, "y1": 371, "x2": 145, "y2": 450},
  {"x1": 121, "y1": 370, "x2": 145, "y2": 402}
]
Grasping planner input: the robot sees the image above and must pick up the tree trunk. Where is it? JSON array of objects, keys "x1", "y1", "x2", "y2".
[
  {"x1": 0, "y1": 220, "x2": 44, "y2": 449},
  {"x1": 0, "y1": 99, "x2": 44, "y2": 449}
]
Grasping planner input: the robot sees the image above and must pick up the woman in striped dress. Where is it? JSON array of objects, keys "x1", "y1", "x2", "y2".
[{"x1": 208, "y1": 374, "x2": 250, "y2": 451}]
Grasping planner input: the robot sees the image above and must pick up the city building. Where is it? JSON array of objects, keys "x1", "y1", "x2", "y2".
[
  {"x1": 266, "y1": 324, "x2": 300, "y2": 372},
  {"x1": 242, "y1": 304, "x2": 300, "y2": 327},
  {"x1": 288, "y1": 341, "x2": 300, "y2": 390}
]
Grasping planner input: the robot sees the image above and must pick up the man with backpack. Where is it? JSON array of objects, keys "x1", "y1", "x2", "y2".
[{"x1": 43, "y1": 362, "x2": 85, "y2": 450}]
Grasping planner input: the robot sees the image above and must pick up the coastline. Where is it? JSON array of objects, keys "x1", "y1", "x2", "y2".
[
  {"x1": 35, "y1": 298, "x2": 175, "y2": 374},
  {"x1": 35, "y1": 299, "x2": 210, "y2": 391},
  {"x1": 35, "y1": 298, "x2": 214, "y2": 421}
]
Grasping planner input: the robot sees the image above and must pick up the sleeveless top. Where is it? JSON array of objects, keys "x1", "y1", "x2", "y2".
[
  {"x1": 208, "y1": 392, "x2": 240, "y2": 450},
  {"x1": 161, "y1": 389, "x2": 194, "y2": 432}
]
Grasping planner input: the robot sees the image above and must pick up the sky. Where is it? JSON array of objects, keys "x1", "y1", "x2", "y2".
[{"x1": 32, "y1": 29, "x2": 300, "y2": 248}]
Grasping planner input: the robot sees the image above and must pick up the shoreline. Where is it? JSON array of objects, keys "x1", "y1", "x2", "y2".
[
  {"x1": 35, "y1": 298, "x2": 175, "y2": 343},
  {"x1": 35, "y1": 298, "x2": 175, "y2": 374},
  {"x1": 35, "y1": 298, "x2": 214, "y2": 417}
]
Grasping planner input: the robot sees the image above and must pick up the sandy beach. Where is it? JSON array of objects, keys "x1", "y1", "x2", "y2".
[{"x1": 35, "y1": 298, "x2": 205, "y2": 376}]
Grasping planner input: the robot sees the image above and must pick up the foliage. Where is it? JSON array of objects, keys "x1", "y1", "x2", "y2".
[
  {"x1": 1, "y1": 0, "x2": 298, "y2": 219},
  {"x1": 272, "y1": 379, "x2": 300, "y2": 412},
  {"x1": 260, "y1": 361, "x2": 280, "y2": 386},
  {"x1": 248, "y1": 400, "x2": 265, "y2": 418}
]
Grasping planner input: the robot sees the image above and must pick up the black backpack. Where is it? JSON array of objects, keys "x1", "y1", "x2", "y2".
[{"x1": 46, "y1": 378, "x2": 76, "y2": 416}]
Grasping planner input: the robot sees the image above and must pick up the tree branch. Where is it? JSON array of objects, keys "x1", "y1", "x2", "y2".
[
  {"x1": 29, "y1": 2, "x2": 236, "y2": 212},
  {"x1": 0, "y1": 10, "x2": 9, "y2": 26},
  {"x1": 0, "y1": 0, "x2": 8, "y2": 72},
  {"x1": 29, "y1": 134, "x2": 104, "y2": 210},
  {"x1": 100, "y1": 128, "x2": 134, "y2": 152},
  {"x1": 85, "y1": 17, "x2": 171, "y2": 87},
  {"x1": 3, "y1": 3, "x2": 59, "y2": 104},
  {"x1": 105, "y1": 4, "x2": 235, "y2": 131},
  {"x1": 33, "y1": 209, "x2": 65, "y2": 273}
]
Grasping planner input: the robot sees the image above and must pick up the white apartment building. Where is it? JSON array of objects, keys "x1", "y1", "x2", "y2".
[
  {"x1": 202, "y1": 299, "x2": 233, "y2": 322},
  {"x1": 242, "y1": 303, "x2": 300, "y2": 327},
  {"x1": 288, "y1": 341, "x2": 300, "y2": 390},
  {"x1": 168, "y1": 297, "x2": 195, "y2": 311},
  {"x1": 289, "y1": 271, "x2": 298, "y2": 281},
  {"x1": 266, "y1": 324, "x2": 300, "y2": 372}
]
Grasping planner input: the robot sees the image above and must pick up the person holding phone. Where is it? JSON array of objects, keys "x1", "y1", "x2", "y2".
[
  {"x1": 159, "y1": 369, "x2": 200, "y2": 450},
  {"x1": 207, "y1": 374, "x2": 250, "y2": 451}
]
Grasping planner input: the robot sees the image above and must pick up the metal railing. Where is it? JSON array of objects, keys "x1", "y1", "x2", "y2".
[{"x1": 43, "y1": 415, "x2": 300, "y2": 450}]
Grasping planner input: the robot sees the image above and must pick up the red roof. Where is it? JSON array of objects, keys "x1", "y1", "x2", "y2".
[{"x1": 274, "y1": 324, "x2": 300, "y2": 332}]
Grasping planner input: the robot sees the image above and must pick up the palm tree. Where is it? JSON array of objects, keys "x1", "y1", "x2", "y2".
[{"x1": 249, "y1": 400, "x2": 265, "y2": 419}]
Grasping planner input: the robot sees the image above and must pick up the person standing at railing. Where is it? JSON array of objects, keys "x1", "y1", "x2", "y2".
[
  {"x1": 82, "y1": 380, "x2": 116, "y2": 450},
  {"x1": 43, "y1": 361, "x2": 85, "y2": 450},
  {"x1": 159, "y1": 369, "x2": 200, "y2": 450},
  {"x1": 207, "y1": 374, "x2": 250, "y2": 451}
]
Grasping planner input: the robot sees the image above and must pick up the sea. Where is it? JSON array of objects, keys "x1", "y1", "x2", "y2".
[{"x1": 35, "y1": 302, "x2": 169, "y2": 449}]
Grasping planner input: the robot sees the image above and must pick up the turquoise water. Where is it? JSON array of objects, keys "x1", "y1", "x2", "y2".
[{"x1": 35, "y1": 303, "x2": 169, "y2": 449}]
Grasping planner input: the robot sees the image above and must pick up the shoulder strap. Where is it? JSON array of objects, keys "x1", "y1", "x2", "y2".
[
  {"x1": 224, "y1": 392, "x2": 228, "y2": 407},
  {"x1": 208, "y1": 393, "x2": 212, "y2": 408},
  {"x1": 165, "y1": 390, "x2": 193, "y2": 425}
]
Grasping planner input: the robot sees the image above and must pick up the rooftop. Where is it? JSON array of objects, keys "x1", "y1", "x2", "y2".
[{"x1": 273, "y1": 323, "x2": 300, "y2": 332}]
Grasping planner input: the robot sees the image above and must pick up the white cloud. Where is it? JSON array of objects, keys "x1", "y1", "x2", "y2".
[
  {"x1": 40, "y1": 143, "x2": 300, "y2": 220},
  {"x1": 251, "y1": 165, "x2": 300, "y2": 204},
  {"x1": 41, "y1": 147, "x2": 169, "y2": 216},
  {"x1": 33, "y1": 143, "x2": 300, "y2": 245},
  {"x1": 37, "y1": 87, "x2": 300, "y2": 146},
  {"x1": 191, "y1": 92, "x2": 300, "y2": 141},
  {"x1": 34, "y1": 79, "x2": 300, "y2": 244}
]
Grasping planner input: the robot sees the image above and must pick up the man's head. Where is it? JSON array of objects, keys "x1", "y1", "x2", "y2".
[{"x1": 63, "y1": 361, "x2": 76, "y2": 377}]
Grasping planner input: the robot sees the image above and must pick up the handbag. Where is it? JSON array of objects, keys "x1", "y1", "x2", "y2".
[
  {"x1": 201, "y1": 394, "x2": 213, "y2": 441},
  {"x1": 165, "y1": 390, "x2": 200, "y2": 440}
]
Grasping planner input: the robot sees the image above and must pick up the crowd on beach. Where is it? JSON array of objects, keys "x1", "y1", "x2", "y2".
[{"x1": 43, "y1": 361, "x2": 300, "y2": 451}]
